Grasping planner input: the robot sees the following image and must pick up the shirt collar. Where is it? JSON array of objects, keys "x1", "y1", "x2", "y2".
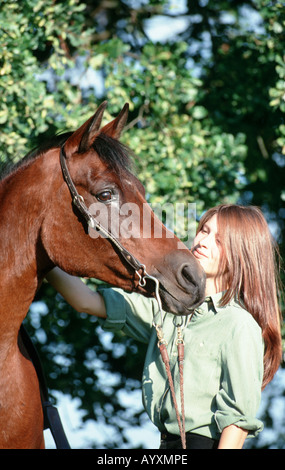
[
  {"x1": 206, "y1": 291, "x2": 224, "y2": 313},
  {"x1": 192, "y1": 291, "x2": 232, "y2": 319},
  {"x1": 205, "y1": 291, "x2": 243, "y2": 314}
]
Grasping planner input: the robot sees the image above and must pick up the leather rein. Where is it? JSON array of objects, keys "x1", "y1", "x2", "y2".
[{"x1": 59, "y1": 144, "x2": 187, "y2": 449}]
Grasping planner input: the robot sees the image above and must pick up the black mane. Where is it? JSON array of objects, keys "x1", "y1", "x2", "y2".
[
  {"x1": 92, "y1": 133, "x2": 133, "y2": 174},
  {"x1": 0, "y1": 133, "x2": 72, "y2": 182},
  {"x1": 0, "y1": 132, "x2": 133, "y2": 182}
]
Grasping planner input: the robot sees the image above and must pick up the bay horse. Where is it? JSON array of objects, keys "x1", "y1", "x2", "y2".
[{"x1": 0, "y1": 101, "x2": 205, "y2": 448}]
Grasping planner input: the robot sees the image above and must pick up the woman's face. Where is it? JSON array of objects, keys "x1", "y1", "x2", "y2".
[{"x1": 191, "y1": 214, "x2": 223, "y2": 282}]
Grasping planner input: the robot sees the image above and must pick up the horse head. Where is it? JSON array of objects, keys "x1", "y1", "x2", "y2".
[{"x1": 40, "y1": 102, "x2": 205, "y2": 315}]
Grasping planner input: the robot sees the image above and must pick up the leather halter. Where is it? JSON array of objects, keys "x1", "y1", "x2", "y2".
[
  {"x1": 59, "y1": 144, "x2": 186, "y2": 449},
  {"x1": 60, "y1": 145, "x2": 149, "y2": 281}
]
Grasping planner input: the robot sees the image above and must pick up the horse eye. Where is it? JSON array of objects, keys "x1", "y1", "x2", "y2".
[{"x1": 96, "y1": 190, "x2": 113, "y2": 202}]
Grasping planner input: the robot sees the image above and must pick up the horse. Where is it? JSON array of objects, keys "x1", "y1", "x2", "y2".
[{"x1": 0, "y1": 101, "x2": 205, "y2": 448}]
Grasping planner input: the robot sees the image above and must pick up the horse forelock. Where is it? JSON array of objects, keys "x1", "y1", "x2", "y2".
[{"x1": 92, "y1": 133, "x2": 133, "y2": 174}]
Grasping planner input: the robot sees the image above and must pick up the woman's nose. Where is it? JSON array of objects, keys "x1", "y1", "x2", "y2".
[{"x1": 200, "y1": 233, "x2": 212, "y2": 248}]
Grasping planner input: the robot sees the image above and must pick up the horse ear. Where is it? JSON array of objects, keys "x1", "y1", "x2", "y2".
[
  {"x1": 100, "y1": 103, "x2": 129, "y2": 139},
  {"x1": 64, "y1": 101, "x2": 108, "y2": 156}
]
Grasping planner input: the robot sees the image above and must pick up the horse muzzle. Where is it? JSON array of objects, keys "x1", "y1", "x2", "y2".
[{"x1": 150, "y1": 250, "x2": 206, "y2": 315}]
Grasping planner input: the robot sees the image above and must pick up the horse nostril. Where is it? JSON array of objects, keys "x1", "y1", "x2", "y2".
[
  {"x1": 181, "y1": 264, "x2": 198, "y2": 288},
  {"x1": 158, "y1": 251, "x2": 206, "y2": 310}
]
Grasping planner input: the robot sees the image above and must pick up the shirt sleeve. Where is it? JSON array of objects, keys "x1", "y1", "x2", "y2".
[
  {"x1": 98, "y1": 287, "x2": 159, "y2": 344},
  {"x1": 214, "y1": 312, "x2": 264, "y2": 437}
]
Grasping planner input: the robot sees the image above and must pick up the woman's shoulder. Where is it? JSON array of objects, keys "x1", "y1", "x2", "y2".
[
  {"x1": 223, "y1": 298, "x2": 262, "y2": 336},
  {"x1": 212, "y1": 293, "x2": 261, "y2": 332}
]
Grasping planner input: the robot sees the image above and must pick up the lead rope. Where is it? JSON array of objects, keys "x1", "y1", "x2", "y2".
[
  {"x1": 155, "y1": 324, "x2": 186, "y2": 450},
  {"x1": 176, "y1": 324, "x2": 186, "y2": 449},
  {"x1": 138, "y1": 270, "x2": 186, "y2": 450}
]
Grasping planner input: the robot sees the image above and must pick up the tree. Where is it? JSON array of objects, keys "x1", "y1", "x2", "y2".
[{"x1": 0, "y1": 0, "x2": 284, "y2": 448}]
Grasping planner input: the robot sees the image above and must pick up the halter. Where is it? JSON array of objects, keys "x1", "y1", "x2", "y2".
[
  {"x1": 60, "y1": 145, "x2": 149, "y2": 281},
  {"x1": 60, "y1": 144, "x2": 187, "y2": 449}
]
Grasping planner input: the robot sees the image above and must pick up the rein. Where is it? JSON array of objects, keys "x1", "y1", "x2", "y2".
[{"x1": 60, "y1": 144, "x2": 187, "y2": 449}]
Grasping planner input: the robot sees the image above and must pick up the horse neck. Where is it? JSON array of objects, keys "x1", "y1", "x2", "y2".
[{"x1": 0, "y1": 149, "x2": 60, "y2": 340}]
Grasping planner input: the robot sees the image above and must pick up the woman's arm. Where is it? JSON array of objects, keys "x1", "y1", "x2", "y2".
[
  {"x1": 218, "y1": 425, "x2": 248, "y2": 449},
  {"x1": 46, "y1": 267, "x2": 107, "y2": 318}
]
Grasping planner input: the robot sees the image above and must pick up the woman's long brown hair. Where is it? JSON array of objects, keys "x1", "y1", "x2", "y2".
[{"x1": 197, "y1": 204, "x2": 283, "y2": 389}]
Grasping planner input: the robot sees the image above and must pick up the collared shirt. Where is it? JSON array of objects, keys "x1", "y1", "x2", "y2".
[{"x1": 99, "y1": 288, "x2": 264, "y2": 440}]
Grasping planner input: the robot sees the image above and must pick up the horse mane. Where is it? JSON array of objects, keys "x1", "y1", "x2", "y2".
[
  {"x1": 92, "y1": 133, "x2": 133, "y2": 174},
  {"x1": 0, "y1": 131, "x2": 133, "y2": 182},
  {"x1": 0, "y1": 133, "x2": 72, "y2": 182}
]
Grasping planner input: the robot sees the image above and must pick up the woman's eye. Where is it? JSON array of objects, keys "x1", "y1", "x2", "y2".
[{"x1": 96, "y1": 190, "x2": 113, "y2": 202}]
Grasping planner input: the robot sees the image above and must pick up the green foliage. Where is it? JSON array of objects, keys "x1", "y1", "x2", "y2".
[
  {"x1": 0, "y1": 0, "x2": 95, "y2": 161},
  {"x1": 103, "y1": 40, "x2": 247, "y2": 216},
  {"x1": 1, "y1": 0, "x2": 284, "y2": 449}
]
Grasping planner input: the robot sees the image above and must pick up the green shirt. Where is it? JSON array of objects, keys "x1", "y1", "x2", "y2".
[{"x1": 99, "y1": 288, "x2": 264, "y2": 440}]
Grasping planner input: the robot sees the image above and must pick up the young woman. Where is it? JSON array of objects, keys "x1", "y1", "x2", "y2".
[{"x1": 46, "y1": 204, "x2": 283, "y2": 449}]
